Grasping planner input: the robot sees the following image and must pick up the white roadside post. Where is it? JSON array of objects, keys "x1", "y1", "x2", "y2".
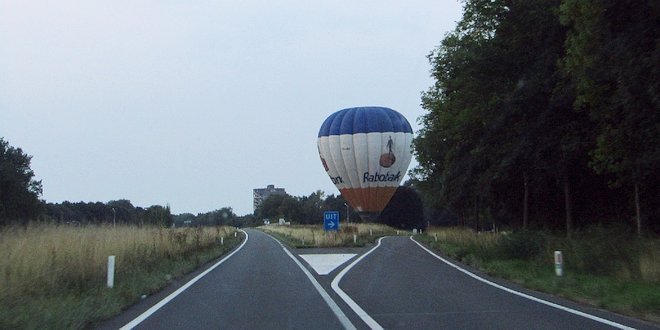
[
  {"x1": 554, "y1": 251, "x2": 563, "y2": 277},
  {"x1": 107, "y1": 256, "x2": 115, "y2": 288}
]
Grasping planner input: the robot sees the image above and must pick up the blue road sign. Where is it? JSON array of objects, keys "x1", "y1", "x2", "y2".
[{"x1": 323, "y1": 211, "x2": 340, "y2": 231}]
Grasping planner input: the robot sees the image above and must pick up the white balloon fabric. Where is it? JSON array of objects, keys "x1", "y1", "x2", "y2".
[{"x1": 318, "y1": 106, "x2": 414, "y2": 221}]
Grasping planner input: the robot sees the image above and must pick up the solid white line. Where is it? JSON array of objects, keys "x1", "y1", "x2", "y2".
[
  {"x1": 331, "y1": 237, "x2": 385, "y2": 330},
  {"x1": 120, "y1": 230, "x2": 249, "y2": 330},
  {"x1": 410, "y1": 236, "x2": 636, "y2": 330},
  {"x1": 264, "y1": 233, "x2": 357, "y2": 330}
]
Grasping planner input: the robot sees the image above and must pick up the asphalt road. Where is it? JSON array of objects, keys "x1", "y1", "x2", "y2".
[
  {"x1": 102, "y1": 229, "x2": 346, "y2": 329},
  {"x1": 338, "y1": 236, "x2": 656, "y2": 329},
  {"x1": 101, "y1": 230, "x2": 658, "y2": 330}
]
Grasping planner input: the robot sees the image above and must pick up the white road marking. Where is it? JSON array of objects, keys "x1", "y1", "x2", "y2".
[
  {"x1": 410, "y1": 236, "x2": 636, "y2": 330},
  {"x1": 265, "y1": 233, "x2": 357, "y2": 330},
  {"x1": 120, "y1": 230, "x2": 249, "y2": 330},
  {"x1": 299, "y1": 254, "x2": 357, "y2": 275},
  {"x1": 331, "y1": 237, "x2": 385, "y2": 330}
]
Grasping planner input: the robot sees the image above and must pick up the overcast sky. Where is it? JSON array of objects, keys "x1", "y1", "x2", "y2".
[{"x1": 1, "y1": 0, "x2": 462, "y2": 216}]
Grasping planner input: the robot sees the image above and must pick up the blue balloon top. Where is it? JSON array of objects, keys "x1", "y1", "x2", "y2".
[{"x1": 318, "y1": 106, "x2": 413, "y2": 137}]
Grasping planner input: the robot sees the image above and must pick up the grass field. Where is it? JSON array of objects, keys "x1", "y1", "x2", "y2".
[
  {"x1": 0, "y1": 224, "x2": 242, "y2": 329},
  {"x1": 418, "y1": 227, "x2": 660, "y2": 322},
  {"x1": 259, "y1": 223, "x2": 402, "y2": 247}
]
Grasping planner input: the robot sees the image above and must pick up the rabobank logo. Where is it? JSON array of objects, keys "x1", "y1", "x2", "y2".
[
  {"x1": 379, "y1": 136, "x2": 396, "y2": 168},
  {"x1": 321, "y1": 157, "x2": 329, "y2": 171},
  {"x1": 363, "y1": 171, "x2": 401, "y2": 183},
  {"x1": 330, "y1": 175, "x2": 344, "y2": 184}
]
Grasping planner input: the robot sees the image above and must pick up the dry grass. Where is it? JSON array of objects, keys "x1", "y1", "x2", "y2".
[
  {"x1": 259, "y1": 223, "x2": 398, "y2": 247},
  {"x1": 424, "y1": 226, "x2": 501, "y2": 255},
  {"x1": 640, "y1": 241, "x2": 660, "y2": 283},
  {"x1": 425, "y1": 226, "x2": 499, "y2": 245},
  {"x1": 0, "y1": 223, "x2": 239, "y2": 328}
]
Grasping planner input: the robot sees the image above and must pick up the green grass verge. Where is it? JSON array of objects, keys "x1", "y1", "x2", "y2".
[
  {"x1": 0, "y1": 235, "x2": 243, "y2": 329},
  {"x1": 417, "y1": 234, "x2": 660, "y2": 323}
]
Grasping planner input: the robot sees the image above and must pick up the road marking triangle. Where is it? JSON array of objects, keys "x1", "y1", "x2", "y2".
[{"x1": 299, "y1": 254, "x2": 357, "y2": 275}]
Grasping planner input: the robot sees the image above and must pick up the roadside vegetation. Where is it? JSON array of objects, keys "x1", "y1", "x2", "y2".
[
  {"x1": 417, "y1": 226, "x2": 660, "y2": 322},
  {"x1": 410, "y1": 1, "x2": 659, "y2": 322},
  {"x1": 0, "y1": 224, "x2": 242, "y2": 329},
  {"x1": 259, "y1": 223, "x2": 402, "y2": 248},
  {"x1": 412, "y1": 0, "x2": 659, "y2": 237}
]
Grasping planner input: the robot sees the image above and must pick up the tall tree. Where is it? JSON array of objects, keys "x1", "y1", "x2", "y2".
[
  {"x1": 414, "y1": 0, "x2": 510, "y2": 230},
  {"x1": 413, "y1": 0, "x2": 602, "y2": 236},
  {"x1": 560, "y1": 0, "x2": 660, "y2": 234},
  {"x1": 0, "y1": 138, "x2": 43, "y2": 224},
  {"x1": 299, "y1": 190, "x2": 324, "y2": 224},
  {"x1": 145, "y1": 205, "x2": 173, "y2": 227}
]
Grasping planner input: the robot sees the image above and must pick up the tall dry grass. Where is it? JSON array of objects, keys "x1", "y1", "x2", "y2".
[
  {"x1": 425, "y1": 226, "x2": 500, "y2": 249},
  {"x1": 0, "y1": 224, "x2": 237, "y2": 304},
  {"x1": 640, "y1": 241, "x2": 660, "y2": 282},
  {"x1": 260, "y1": 223, "x2": 397, "y2": 247},
  {"x1": 424, "y1": 226, "x2": 502, "y2": 261}
]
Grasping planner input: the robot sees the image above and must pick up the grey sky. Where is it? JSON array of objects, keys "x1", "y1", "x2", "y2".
[{"x1": 1, "y1": 1, "x2": 462, "y2": 216}]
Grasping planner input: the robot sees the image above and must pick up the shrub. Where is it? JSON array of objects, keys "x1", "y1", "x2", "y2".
[
  {"x1": 497, "y1": 230, "x2": 546, "y2": 260},
  {"x1": 565, "y1": 226, "x2": 640, "y2": 279}
]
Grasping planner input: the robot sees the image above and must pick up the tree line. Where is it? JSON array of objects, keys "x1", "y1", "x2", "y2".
[
  {"x1": 0, "y1": 137, "x2": 174, "y2": 226},
  {"x1": 254, "y1": 186, "x2": 425, "y2": 230},
  {"x1": 45, "y1": 199, "x2": 173, "y2": 227},
  {"x1": 254, "y1": 190, "x2": 354, "y2": 225},
  {"x1": 174, "y1": 207, "x2": 258, "y2": 228},
  {"x1": 412, "y1": 0, "x2": 659, "y2": 235}
]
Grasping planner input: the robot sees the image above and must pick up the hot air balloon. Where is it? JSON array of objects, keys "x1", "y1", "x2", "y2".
[{"x1": 317, "y1": 106, "x2": 414, "y2": 221}]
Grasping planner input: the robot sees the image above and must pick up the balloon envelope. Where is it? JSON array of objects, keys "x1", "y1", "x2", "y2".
[{"x1": 317, "y1": 106, "x2": 413, "y2": 221}]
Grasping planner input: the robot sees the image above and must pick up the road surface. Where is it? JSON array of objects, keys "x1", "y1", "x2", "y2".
[
  {"x1": 338, "y1": 236, "x2": 655, "y2": 329},
  {"x1": 101, "y1": 229, "x2": 347, "y2": 329},
  {"x1": 99, "y1": 229, "x2": 658, "y2": 330}
]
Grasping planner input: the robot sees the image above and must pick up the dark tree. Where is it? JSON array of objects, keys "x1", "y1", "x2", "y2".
[
  {"x1": 560, "y1": 0, "x2": 660, "y2": 235},
  {"x1": 145, "y1": 205, "x2": 173, "y2": 227},
  {"x1": 0, "y1": 138, "x2": 43, "y2": 224},
  {"x1": 299, "y1": 190, "x2": 324, "y2": 224},
  {"x1": 379, "y1": 186, "x2": 425, "y2": 230},
  {"x1": 254, "y1": 193, "x2": 300, "y2": 222},
  {"x1": 410, "y1": 0, "x2": 649, "y2": 236}
]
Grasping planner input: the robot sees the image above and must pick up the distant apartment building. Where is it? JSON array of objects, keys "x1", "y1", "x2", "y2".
[{"x1": 253, "y1": 184, "x2": 287, "y2": 211}]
